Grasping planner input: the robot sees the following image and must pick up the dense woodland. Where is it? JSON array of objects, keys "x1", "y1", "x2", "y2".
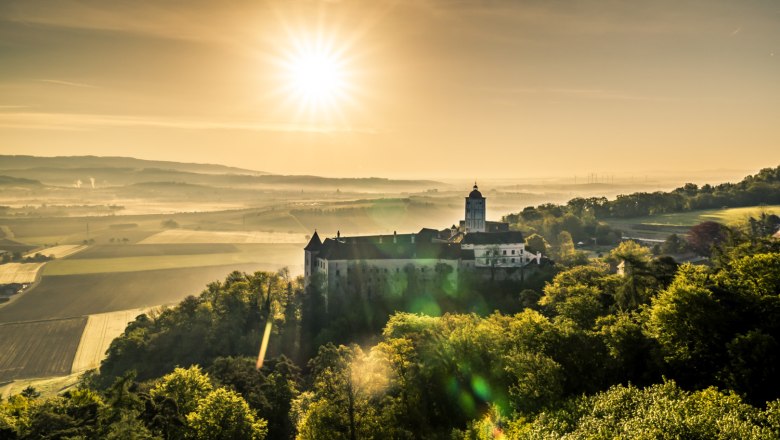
[{"x1": 2, "y1": 168, "x2": 780, "y2": 439}]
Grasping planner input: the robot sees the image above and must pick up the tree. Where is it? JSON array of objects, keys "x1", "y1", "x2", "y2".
[
  {"x1": 504, "y1": 351, "x2": 563, "y2": 414},
  {"x1": 555, "y1": 231, "x2": 575, "y2": 262},
  {"x1": 687, "y1": 221, "x2": 728, "y2": 256},
  {"x1": 609, "y1": 241, "x2": 654, "y2": 310},
  {"x1": 524, "y1": 234, "x2": 548, "y2": 255},
  {"x1": 661, "y1": 233, "x2": 688, "y2": 255},
  {"x1": 510, "y1": 380, "x2": 777, "y2": 439},
  {"x1": 185, "y1": 388, "x2": 268, "y2": 440},
  {"x1": 162, "y1": 219, "x2": 180, "y2": 229},
  {"x1": 723, "y1": 330, "x2": 780, "y2": 406},
  {"x1": 150, "y1": 366, "x2": 214, "y2": 415},
  {"x1": 294, "y1": 344, "x2": 387, "y2": 439},
  {"x1": 646, "y1": 265, "x2": 731, "y2": 387}
]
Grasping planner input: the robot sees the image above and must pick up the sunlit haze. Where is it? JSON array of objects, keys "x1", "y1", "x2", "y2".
[{"x1": 0, "y1": 0, "x2": 778, "y2": 178}]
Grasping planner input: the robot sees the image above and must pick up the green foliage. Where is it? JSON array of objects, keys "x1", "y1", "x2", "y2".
[
  {"x1": 99, "y1": 270, "x2": 299, "y2": 383},
  {"x1": 524, "y1": 234, "x2": 549, "y2": 255},
  {"x1": 661, "y1": 233, "x2": 688, "y2": 255},
  {"x1": 185, "y1": 388, "x2": 268, "y2": 440},
  {"x1": 513, "y1": 381, "x2": 778, "y2": 439},
  {"x1": 293, "y1": 344, "x2": 391, "y2": 439},
  {"x1": 150, "y1": 366, "x2": 214, "y2": 415}
]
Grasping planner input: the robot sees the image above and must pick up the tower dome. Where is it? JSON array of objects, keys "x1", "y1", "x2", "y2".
[{"x1": 469, "y1": 183, "x2": 483, "y2": 199}]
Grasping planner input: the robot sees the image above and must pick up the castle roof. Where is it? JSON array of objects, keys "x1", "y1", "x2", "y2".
[
  {"x1": 317, "y1": 233, "x2": 464, "y2": 261},
  {"x1": 461, "y1": 231, "x2": 524, "y2": 245},
  {"x1": 304, "y1": 231, "x2": 322, "y2": 251}
]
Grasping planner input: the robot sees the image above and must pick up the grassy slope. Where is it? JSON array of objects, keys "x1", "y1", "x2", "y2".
[{"x1": 604, "y1": 205, "x2": 780, "y2": 239}]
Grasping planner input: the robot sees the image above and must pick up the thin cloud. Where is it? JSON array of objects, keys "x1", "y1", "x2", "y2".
[
  {"x1": 39, "y1": 79, "x2": 98, "y2": 88},
  {"x1": 0, "y1": 111, "x2": 377, "y2": 134},
  {"x1": 483, "y1": 87, "x2": 673, "y2": 102}
]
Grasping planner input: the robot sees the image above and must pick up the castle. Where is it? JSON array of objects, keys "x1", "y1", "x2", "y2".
[{"x1": 303, "y1": 184, "x2": 542, "y2": 293}]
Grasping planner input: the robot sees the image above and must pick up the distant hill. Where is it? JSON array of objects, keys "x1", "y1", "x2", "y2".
[
  {"x1": 0, "y1": 156, "x2": 445, "y2": 191},
  {"x1": 0, "y1": 155, "x2": 267, "y2": 176},
  {"x1": 0, "y1": 175, "x2": 44, "y2": 187}
]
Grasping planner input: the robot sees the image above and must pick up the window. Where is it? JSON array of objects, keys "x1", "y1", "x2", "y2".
[
  {"x1": 336, "y1": 270, "x2": 340, "y2": 276},
  {"x1": 511, "y1": 250, "x2": 515, "y2": 255},
  {"x1": 503, "y1": 250, "x2": 507, "y2": 255},
  {"x1": 511, "y1": 258, "x2": 515, "y2": 263}
]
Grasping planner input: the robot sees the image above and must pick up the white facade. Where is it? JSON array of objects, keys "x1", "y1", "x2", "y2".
[{"x1": 461, "y1": 243, "x2": 542, "y2": 267}]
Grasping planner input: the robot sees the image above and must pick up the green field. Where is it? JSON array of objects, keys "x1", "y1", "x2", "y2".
[
  {"x1": 604, "y1": 205, "x2": 780, "y2": 239},
  {"x1": 0, "y1": 317, "x2": 87, "y2": 382}
]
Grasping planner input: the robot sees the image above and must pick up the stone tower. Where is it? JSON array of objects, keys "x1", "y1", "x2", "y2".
[
  {"x1": 303, "y1": 230, "x2": 322, "y2": 286},
  {"x1": 464, "y1": 183, "x2": 486, "y2": 233}
]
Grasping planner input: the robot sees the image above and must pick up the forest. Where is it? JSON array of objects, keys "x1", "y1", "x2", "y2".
[{"x1": 2, "y1": 170, "x2": 780, "y2": 439}]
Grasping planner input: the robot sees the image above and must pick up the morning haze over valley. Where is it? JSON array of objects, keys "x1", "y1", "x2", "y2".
[{"x1": 1, "y1": 1, "x2": 779, "y2": 439}]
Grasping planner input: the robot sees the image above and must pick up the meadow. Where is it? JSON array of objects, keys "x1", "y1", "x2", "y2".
[{"x1": 604, "y1": 205, "x2": 780, "y2": 240}]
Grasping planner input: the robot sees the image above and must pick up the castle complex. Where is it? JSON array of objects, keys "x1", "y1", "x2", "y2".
[{"x1": 303, "y1": 184, "x2": 542, "y2": 292}]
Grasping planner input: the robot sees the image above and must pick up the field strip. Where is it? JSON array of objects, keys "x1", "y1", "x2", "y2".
[
  {"x1": 43, "y1": 252, "x2": 282, "y2": 275},
  {"x1": 0, "y1": 225, "x2": 14, "y2": 239},
  {"x1": 71, "y1": 308, "x2": 151, "y2": 373},
  {"x1": 0, "y1": 262, "x2": 45, "y2": 283},
  {"x1": 139, "y1": 229, "x2": 307, "y2": 244},
  {"x1": 0, "y1": 372, "x2": 81, "y2": 400},
  {"x1": 606, "y1": 205, "x2": 780, "y2": 229},
  {"x1": 24, "y1": 244, "x2": 87, "y2": 259}
]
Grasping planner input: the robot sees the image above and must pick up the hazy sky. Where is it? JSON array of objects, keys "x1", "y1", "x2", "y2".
[{"x1": 1, "y1": 0, "x2": 778, "y2": 178}]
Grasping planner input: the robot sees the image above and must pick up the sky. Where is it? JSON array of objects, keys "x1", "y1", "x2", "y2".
[{"x1": 0, "y1": 0, "x2": 779, "y2": 179}]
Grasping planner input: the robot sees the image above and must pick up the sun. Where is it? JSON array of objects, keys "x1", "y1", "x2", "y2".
[{"x1": 282, "y1": 41, "x2": 350, "y2": 113}]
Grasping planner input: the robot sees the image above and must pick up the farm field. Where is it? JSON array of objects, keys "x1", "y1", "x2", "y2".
[
  {"x1": 70, "y1": 243, "x2": 239, "y2": 259},
  {"x1": 0, "y1": 372, "x2": 81, "y2": 400},
  {"x1": 0, "y1": 263, "x2": 284, "y2": 322},
  {"x1": 0, "y1": 317, "x2": 87, "y2": 382},
  {"x1": 42, "y1": 243, "x2": 302, "y2": 276},
  {"x1": 71, "y1": 308, "x2": 150, "y2": 373},
  {"x1": 0, "y1": 262, "x2": 45, "y2": 283},
  {"x1": 139, "y1": 229, "x2": 308, "y2": 244},
  {"x1": 24, "y1": 244, "x2": 87, "y2": 259}
]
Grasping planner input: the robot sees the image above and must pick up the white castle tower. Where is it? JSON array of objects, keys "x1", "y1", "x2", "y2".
[{"x1": 464, "y1": 183, "x2": 486, "y2": 233}]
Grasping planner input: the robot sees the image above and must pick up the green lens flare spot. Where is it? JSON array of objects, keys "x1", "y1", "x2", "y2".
[{"x1": 471, "y1": 375, "x2": 491, "y2": 401}]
